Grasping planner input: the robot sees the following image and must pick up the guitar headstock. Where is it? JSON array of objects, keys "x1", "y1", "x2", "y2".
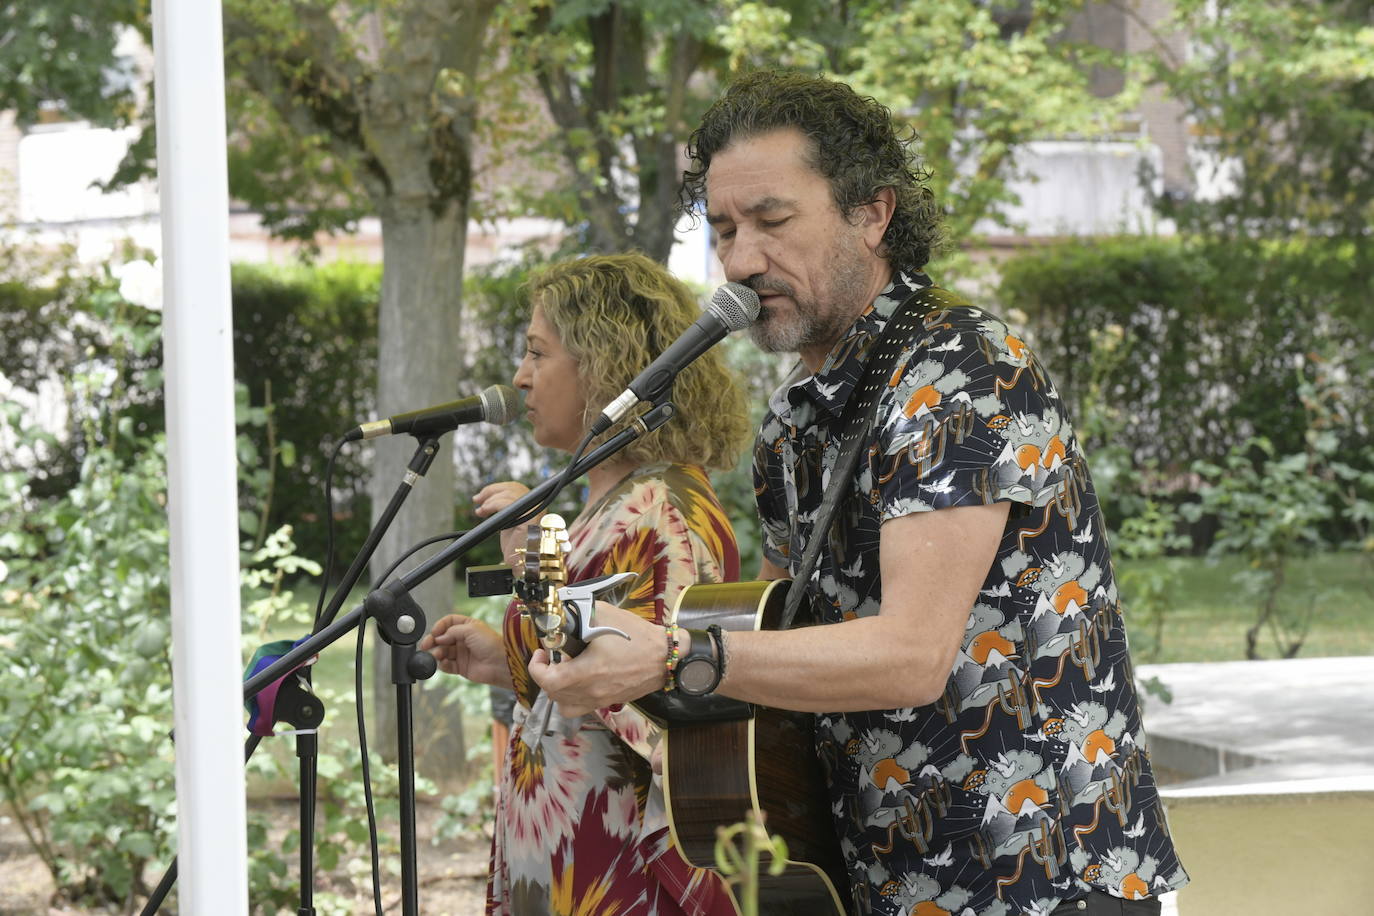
[{"x1": 518, "y1": 513, "x2": 572, "y2": 660}]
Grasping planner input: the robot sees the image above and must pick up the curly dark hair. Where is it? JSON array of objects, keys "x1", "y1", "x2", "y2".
[{"x1": 681, "y1": 70, "x2": 944, "y2": 270}]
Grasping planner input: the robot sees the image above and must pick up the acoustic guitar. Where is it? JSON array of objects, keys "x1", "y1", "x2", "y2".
[
  {"x1": 515, "y1": 517, "x2": 849, "y2": 914},
  {"x1": 663, "y1": 579, "x2": 849, "y2": 915}
]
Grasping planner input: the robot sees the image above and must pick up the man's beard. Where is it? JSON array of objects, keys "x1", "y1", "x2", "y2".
[{"x1": 746, "y1": 230, "x2": 872, "y2": 355}]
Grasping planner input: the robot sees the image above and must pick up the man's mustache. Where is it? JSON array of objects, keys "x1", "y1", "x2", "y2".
[{"x1": 744, "y1": 276, "x2": 796, "y2": 300}]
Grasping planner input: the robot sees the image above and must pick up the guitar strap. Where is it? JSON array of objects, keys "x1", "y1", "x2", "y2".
[{"x1": 778, "y1": 286, "x2": 936, "y2": 631}]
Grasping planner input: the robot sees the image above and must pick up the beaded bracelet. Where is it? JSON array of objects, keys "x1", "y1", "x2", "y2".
[{"x1": 662, "y1": 624, "x2": 680, "y2": 692}]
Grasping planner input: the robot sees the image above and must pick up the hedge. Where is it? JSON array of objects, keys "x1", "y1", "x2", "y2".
[
  {"x1": 997, "y1": 235, "x2": 1372, "y2": 476},
  {"x1": 230, "y1": 261, "x2": 382, "y2": 570}
]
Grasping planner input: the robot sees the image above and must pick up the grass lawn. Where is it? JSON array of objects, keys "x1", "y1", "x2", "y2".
[
  {"x1": 1121, "y1": 551, "x2": 1374, "y2": 664},
  {"x1": 246, "y1": 587, "x2": 509, "y2": 793}
]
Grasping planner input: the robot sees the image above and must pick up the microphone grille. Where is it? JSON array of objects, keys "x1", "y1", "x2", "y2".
[
  {"x1": 480, "y1": 384, "x2": 522, "y2": 426},
  {"x1": 708, "y1": 282, "x2": 761, "y2": 331}
]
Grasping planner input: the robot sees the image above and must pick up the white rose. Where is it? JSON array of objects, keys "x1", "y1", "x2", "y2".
[{"x1": 114, "y1": 259, "x2": 163, "y2": 311}]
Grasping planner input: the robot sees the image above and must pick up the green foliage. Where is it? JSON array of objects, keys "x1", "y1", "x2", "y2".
[
  {"x1": 0, "y1": 0, "x2": 147, "y2": 126},
  {"x1": 714, "y1": 0, "x2": 830, "y2": 74},
  {"x1": 225, "y1": 528, "x2": 377, "y2": 916},
  {"x1": 0, "y1": 377, "x2": 331, "y2": 908},
  {"x1": 222, "y1": 92, "x2": 374, "y2": 246},
  {"x1": 488, "y1": 0, "x2": 1137, "y2": 264},
  {"x1": 846, "y1": 0, "x2": 1141, "y2": 249},
  {"x1": 0, "y1": 423, "x2": 176, "y2": 908},
  {"x1": 998, "y1": 235, "x2": 1374, "y2": 507},
  {"x1": 0, "y1": 250, "x2": 384, "y2": 581},
  {"x1": 1123, "y1": 551, "x2": 1374, "y2": 663},
  {"x1": 0, "y1": 261, "x2": 407, "y2": 910},
  {"x1": 231, "y1": 261, "x2": 381, "y2": 569},
  {"x1": 1002, "y1": 233, "x2": 1373, "y2": 658},
  {"x1": 1114, "y1": 500, "x2": 1191, "y2": 662},
  {"x1": 1177, "y1": 357, "x2": 1374, "y2": 658},
  {"x1": 1151, "y1": 0, "x2": 1374, "y2": 249},
  {"x1": 1183, "y1": 437, "x2": 1335, "y2": 659},
  {"x1": 489, "y1": 0, "x2": 731, "y2": 259},
  {"x1": 0, "y1": 244, "x2": 164, "y2": 499}
]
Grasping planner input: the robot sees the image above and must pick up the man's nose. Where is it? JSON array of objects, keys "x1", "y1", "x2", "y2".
[{"x1": 721, "y1": 231, "x2": 767, "y2": 283}]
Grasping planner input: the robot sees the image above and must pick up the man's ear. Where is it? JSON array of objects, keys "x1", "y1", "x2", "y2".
[{"x1": 855, "y1": 187, "x2": 896, "y2": 254}]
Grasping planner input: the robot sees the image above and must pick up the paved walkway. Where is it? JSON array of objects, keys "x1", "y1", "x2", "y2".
[
  {"x1": 1136, "y1": 656, "x2": 1374, "y2": 915},
  {"x1": 1137, "y1": 655, "x2": 1374, "y2": 793}
]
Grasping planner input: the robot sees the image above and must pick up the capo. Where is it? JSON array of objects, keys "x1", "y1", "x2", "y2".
[{"x1": 518, "y1": 514, "x2": 638, "y2": 736}]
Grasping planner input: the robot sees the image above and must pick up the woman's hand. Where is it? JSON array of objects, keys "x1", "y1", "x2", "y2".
[
  {"x1": 528, "y1": 602, "x2": 667, "y2": 717},
  {"x1": 473, "y1": 480, "x2": 533, "y2": 568},
  {"x1": 418, "y1": 614, "x2": 513, "y2": 690}
]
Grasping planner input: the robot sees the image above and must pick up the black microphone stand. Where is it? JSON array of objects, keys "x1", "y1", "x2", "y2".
[
  {"x1": 140, "y1": 402, "x2": 676, "y2": 916},
  {"x1": 141, "y1": 433, "x2": 444, "y2": 916}
]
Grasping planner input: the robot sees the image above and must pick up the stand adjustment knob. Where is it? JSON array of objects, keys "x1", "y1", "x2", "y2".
[{"x1": 407, "y1": 650, "x2": 437, "y2": 681}]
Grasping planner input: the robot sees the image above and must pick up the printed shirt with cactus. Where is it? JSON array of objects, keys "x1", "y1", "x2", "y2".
[{"x1": 752, "y1": 271, "x2": 1188, "y2": 916}]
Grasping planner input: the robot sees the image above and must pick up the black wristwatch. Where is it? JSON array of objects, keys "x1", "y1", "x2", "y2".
[{"x1": 674, "y1": 627, "x2": 721, "y2": 697}]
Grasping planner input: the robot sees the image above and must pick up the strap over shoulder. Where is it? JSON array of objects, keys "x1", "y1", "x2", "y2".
[{"x1": 778, "y1": 287, "x2": 938, "y2": 630}]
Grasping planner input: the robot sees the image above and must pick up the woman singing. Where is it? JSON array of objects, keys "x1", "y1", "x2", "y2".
[{"x1": 420, "y1": 252, "x2": 751, "y2": 915}]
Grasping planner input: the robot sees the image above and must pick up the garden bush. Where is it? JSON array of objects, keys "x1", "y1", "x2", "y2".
[
  {"x1": 997, "y1": 234, "x2": 1374, "y2": 541},
  {"x1": 231, "y1": 262, "x2": 381, "y2": 572},
  {"x1": 0, "y1": 259, "x2": 424, "y2": 911}
]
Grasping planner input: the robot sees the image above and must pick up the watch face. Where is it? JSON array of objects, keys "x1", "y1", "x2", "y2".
[{"x1": 677, "y1": 657, "x2": 716, "y2": 695}]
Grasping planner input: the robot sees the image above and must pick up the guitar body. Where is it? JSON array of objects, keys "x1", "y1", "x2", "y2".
[{"x1": 662, "y1": 580, "x2": 850, "y2": 915}]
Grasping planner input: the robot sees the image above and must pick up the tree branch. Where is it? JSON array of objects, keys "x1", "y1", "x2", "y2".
[
  {"x1": 531, "y1": 11, "x2": 630, "y2": 252},
  {"x1": 640, "y1": 29, "x2": 703, "y2": 261},
  {"x1": 222, "y1": 12, "x2": 389, "y2": 201},
  {"x1": 1102, "y1": 0, "x2": 1184, "y2": 71}
]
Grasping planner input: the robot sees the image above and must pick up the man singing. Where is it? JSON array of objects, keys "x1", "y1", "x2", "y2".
[{"x1": 531, "y1": 70, "x2": 1188, "y2": 916}]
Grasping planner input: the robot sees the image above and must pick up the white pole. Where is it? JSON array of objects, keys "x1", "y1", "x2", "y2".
[{"x1": 152, "y1": 0, "x2": 249, "y2": 911}]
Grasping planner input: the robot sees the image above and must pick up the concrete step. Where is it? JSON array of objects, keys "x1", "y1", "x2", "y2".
[{"x1": 1137, "y1": 656, "x2": 1374, "y2": 915}]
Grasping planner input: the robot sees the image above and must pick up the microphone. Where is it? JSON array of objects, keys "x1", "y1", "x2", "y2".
[
  {"x1": 589, "y1": 282, "x2": 760, "y2": 435},
  {"x1": 345, "y1": 384, "x2": 521, "y2": 442}
]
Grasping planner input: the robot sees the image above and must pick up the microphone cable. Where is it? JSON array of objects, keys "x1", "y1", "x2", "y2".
[
  {"x1": 307, "y1": 436, "x2": 385, "y2": 914},
  {"x1": 356, "y1": 527, "x2": 471, "y2": 916},
  {"x1": 313, "y1": 440, "x2": 346, "y2": 628},
  {"x1": 312, "y1": 435, "x2": 471, "y2": 915},
  {"x1": 356, "y1": 621, "x2": 385, "y2": 916}
]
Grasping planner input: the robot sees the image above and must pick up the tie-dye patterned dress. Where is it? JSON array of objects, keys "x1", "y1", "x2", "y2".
[{"x1": 487, "y1": 462, "x2": 740, "y2": 916}]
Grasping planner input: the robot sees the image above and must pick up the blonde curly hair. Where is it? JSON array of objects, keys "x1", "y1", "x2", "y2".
[{"x1": 526, "y1": 252, "x2": 751, "y2": 472}]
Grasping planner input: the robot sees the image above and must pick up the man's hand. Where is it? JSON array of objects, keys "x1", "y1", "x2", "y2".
[
  {"x1": 528, "y1": 602, "x2": 667, "y2": 717},
  {"x1": 419, "y1": 614, "x2": 513, "y2": 690}
]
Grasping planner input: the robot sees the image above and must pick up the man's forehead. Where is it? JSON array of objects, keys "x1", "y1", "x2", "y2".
[{"x1": 703, "y1": 128, "x2": 823, "y2": 217}]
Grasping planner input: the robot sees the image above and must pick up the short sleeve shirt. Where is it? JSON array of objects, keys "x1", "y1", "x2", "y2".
[{"x1": 753, "y1": 271, "x2": 1188, "y2": 916}]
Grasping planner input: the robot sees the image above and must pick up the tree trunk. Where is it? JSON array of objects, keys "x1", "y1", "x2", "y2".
[{"x1": 369, "y1": 193, "x2": 468, "y2": 775}]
